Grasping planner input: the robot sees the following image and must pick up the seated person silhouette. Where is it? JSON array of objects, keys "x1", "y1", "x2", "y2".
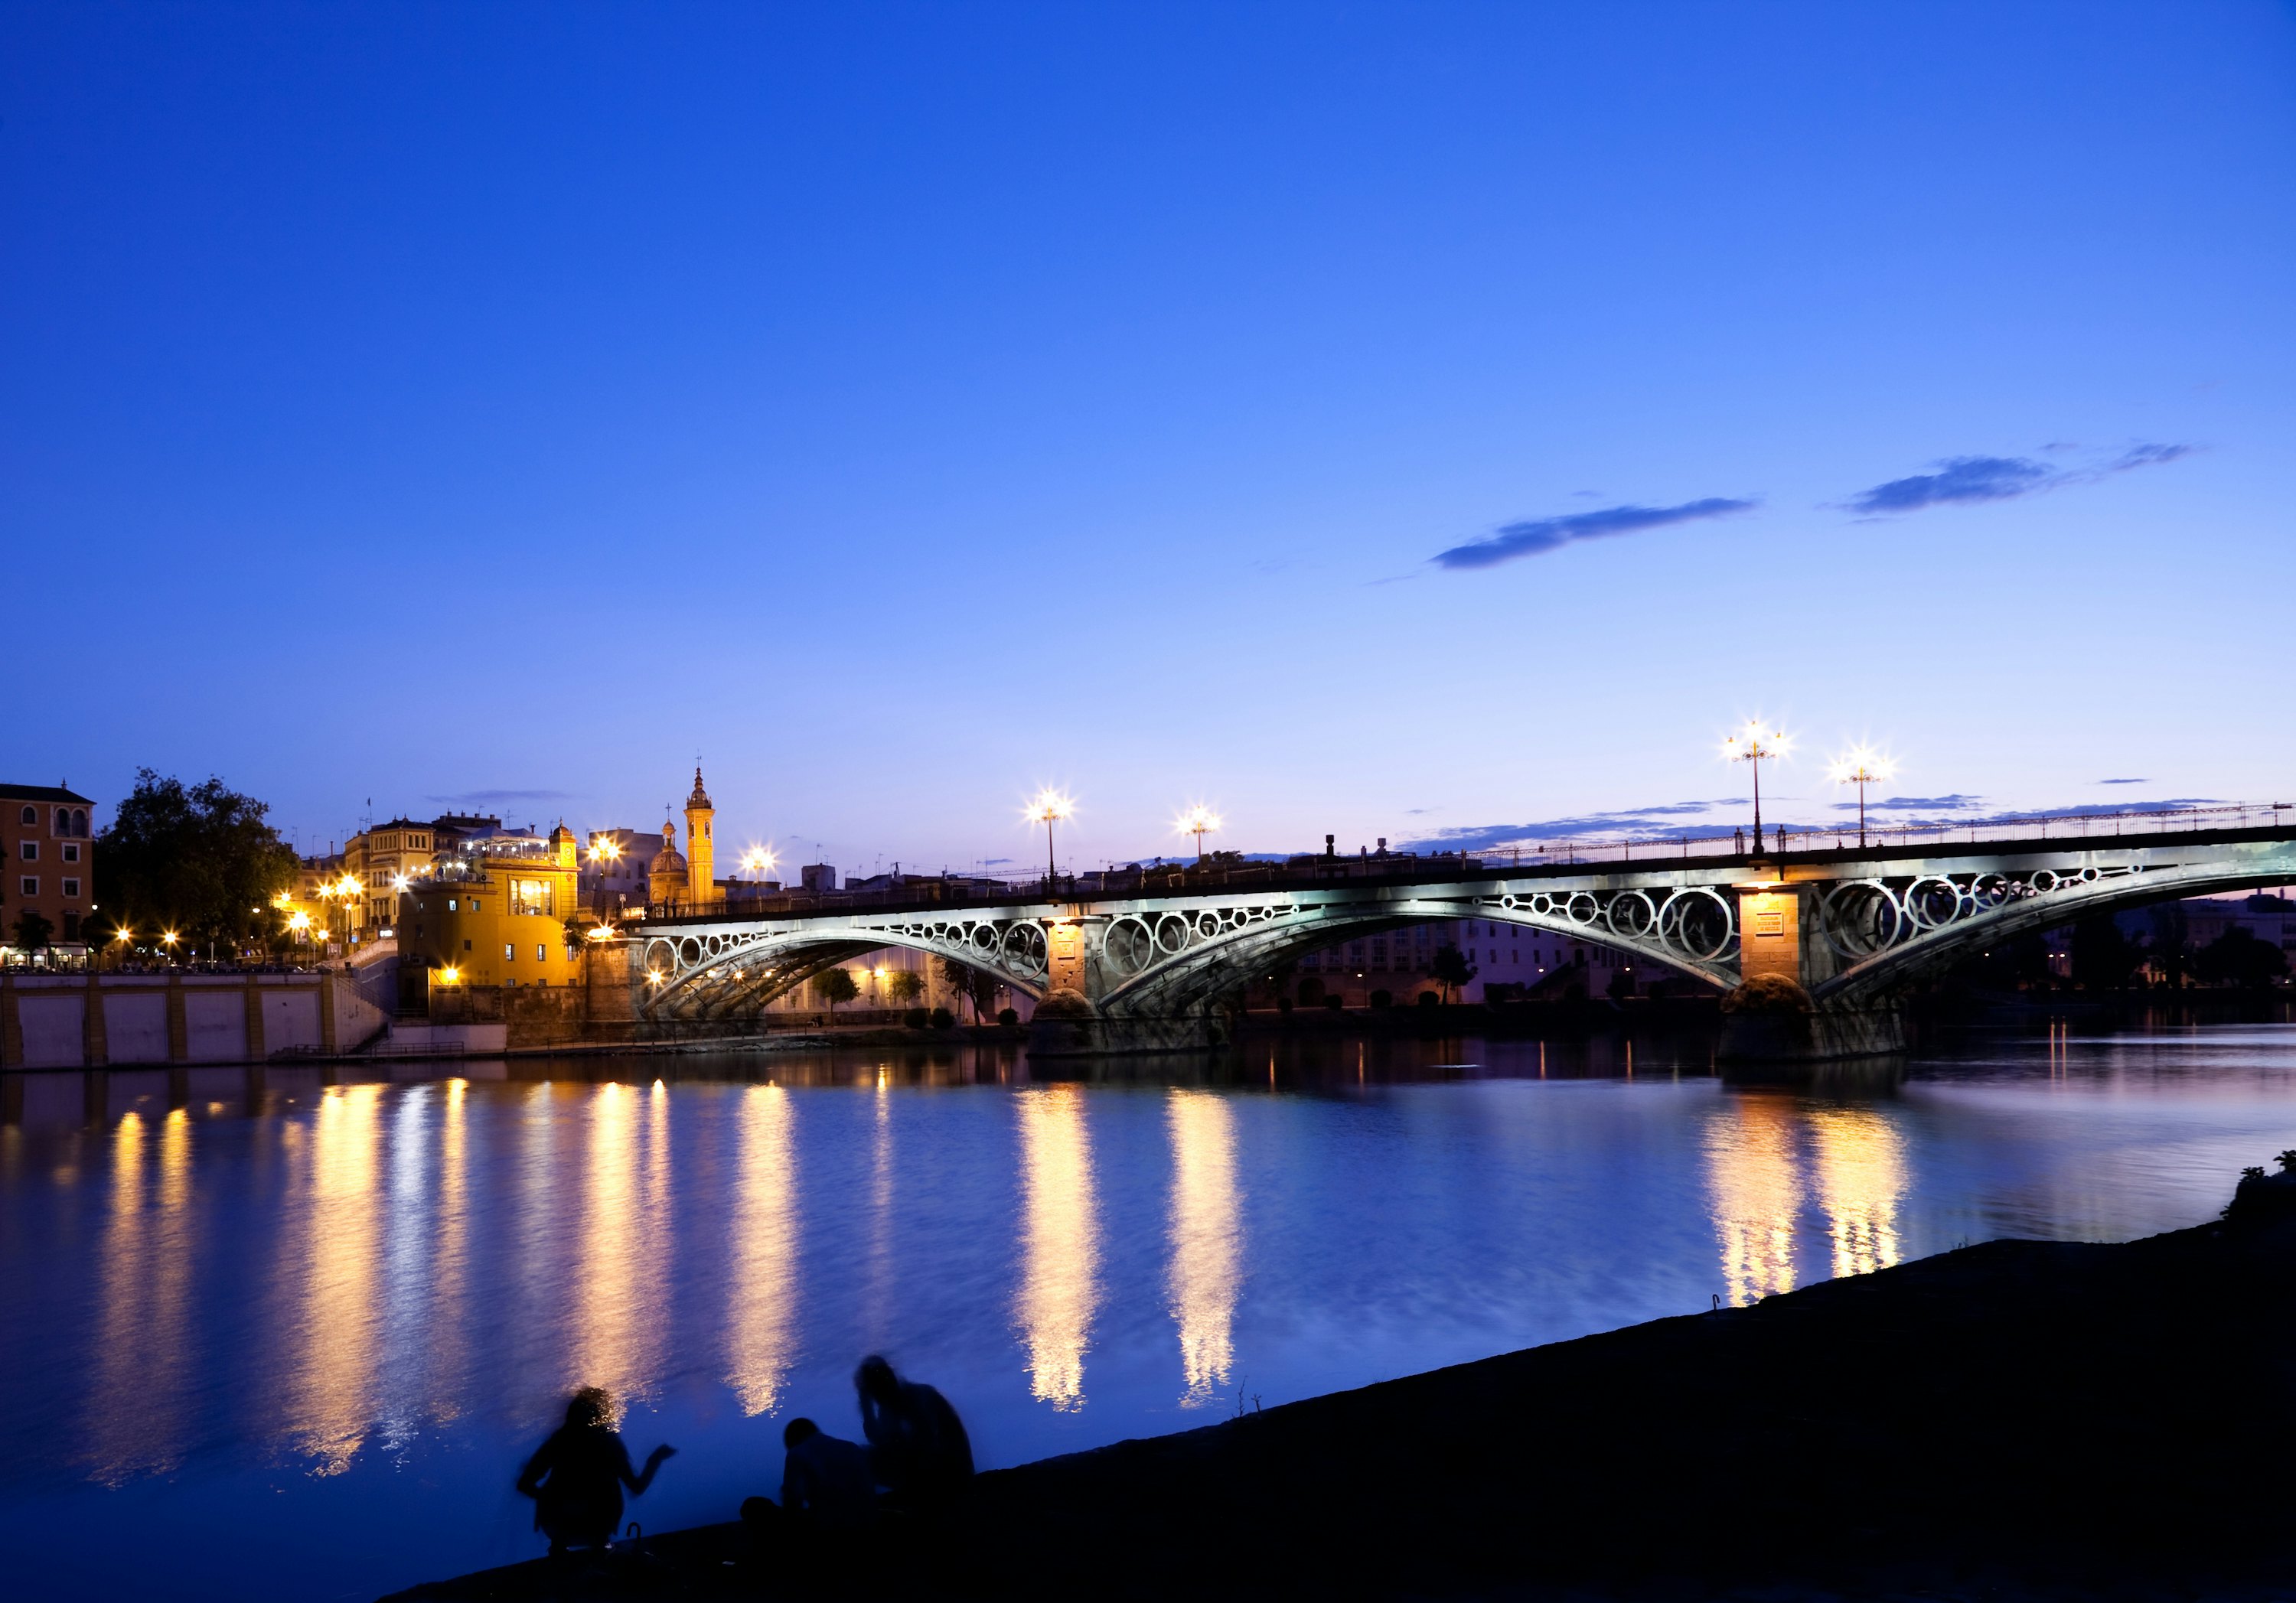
[
  {"x1": 515, "y1": 1386, "x2": 677, "y2": 1556},
  {"x1": 855, "y1": 1354, "x2": 974, "y2": 1507},
  {"x1": 779, "y1": 1416, "x2": 877, "y2": 1530}
]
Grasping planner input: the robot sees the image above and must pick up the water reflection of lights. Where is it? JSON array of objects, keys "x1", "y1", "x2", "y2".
[
  {"x1": 1016, "y1": 1085, "x2": 1099, "y2": 1410},
  {"x1": 1166, "y1": 1090, "x2": 1241, "y2": 1408},
  {"x1": 90, "y1": 1108, "x2": 193, "y2": 1484},
  {"x1": 1809, "y1": 1106, "x2": 1906, "y2": 1279},
  {"x1": 574, "y1": 1082, "x2": 667, "y2": 1399},
  {"x1": 427, "y1": 1078, "x2": 469, "y2": 1418},
  {"x1": 726, "y1": 1084, "x2": 798, "y2": 1416},
  {"x1": 292, "y1": 1085, "x2": 383, "y2": 1474},
  {"x1": 1705, "y1": 1095, "x2": 1800, "y2": 1308}
]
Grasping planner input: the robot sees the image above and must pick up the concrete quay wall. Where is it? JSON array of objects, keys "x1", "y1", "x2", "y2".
[{"x1": 0, "y1": 972, "x2": 390, "y2": 1070}]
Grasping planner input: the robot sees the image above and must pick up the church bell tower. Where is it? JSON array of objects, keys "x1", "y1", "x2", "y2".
[{"x1": 684, "y1": 766, "x2": 715, "y2": 905}]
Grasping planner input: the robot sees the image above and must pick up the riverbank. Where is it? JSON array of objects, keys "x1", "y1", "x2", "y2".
[{"x1": 384, "y1": 1175, "x2": 2296, "y2": 1601}]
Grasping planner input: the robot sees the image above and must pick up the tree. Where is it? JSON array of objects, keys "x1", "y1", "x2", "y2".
[
  {"x1": 2196, "y1": 925, "x2": 2289, "y2": 989},
  {"x1": 2069, "y1": 913, "x2": 2144, "y2": 991},
  {"x1": 886, "y1": 969, "x2": 925, "y2": 1006},
  {"x1": 2146, "y1": 903, "x2": 2193, "y2": 989},
  {"x1": 9, "y1": 908, "x2": 55, "y2": 955},
  {"x1": 812, "y1": 966, "x2": 860, "y2": 1016},
  {"x1": 1430, "y1": 942, "x2": 1477, "y2": 1004},
  {"x1": 97, "y1": 770, "x2": 298, "y2": 955},
  {"x1": 938, "y1": 956, "x2": 994, "y2": 1022}
]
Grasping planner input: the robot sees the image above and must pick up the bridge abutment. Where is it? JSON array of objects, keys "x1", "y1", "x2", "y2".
[{"x1": 1724, "y1": 880, "x2": 1906, "y2": 1061}]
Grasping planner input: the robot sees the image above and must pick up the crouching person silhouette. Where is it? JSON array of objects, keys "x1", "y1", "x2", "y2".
[
  {"x1": 517, "y1": 1386, "x2": 677, "y2": 1556},
  {"x1": 856, "y1": 1354, "x2": 974, "y2": 1510}
]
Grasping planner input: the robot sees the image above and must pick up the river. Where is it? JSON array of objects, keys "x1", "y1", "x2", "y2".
[{"x1": 4, "y1": 1019, "x2": 2295, "y2": 1600}]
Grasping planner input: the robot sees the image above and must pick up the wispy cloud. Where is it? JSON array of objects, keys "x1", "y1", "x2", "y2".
[
  {"x1": 1834, "y1": 793, "x2": 1985, "y2": 812},
  {"x1": 2097, "y1": 777, "x2": 2149, "y2": 785},
  {"x1": 1397, "y1": 800, "x2": 1741, "y2": 854},
  {"x1": 1433, "y1": 497, "x2": 1756, "y2": 571},
  {"x1": 1848, "y1": 442, "x2": 2193, "y2": 517}
]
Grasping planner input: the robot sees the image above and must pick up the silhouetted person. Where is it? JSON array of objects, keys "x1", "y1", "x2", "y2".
[
  {"x1": 781, "y1": 1416, "x2": 878, "y2": 1530},
  {"x1": 856, "y1": 1354, "x2": 973, "y2": 1507},
  {"x1": 516, "y1": 1386, "x2": 676, "y2": 1556}
]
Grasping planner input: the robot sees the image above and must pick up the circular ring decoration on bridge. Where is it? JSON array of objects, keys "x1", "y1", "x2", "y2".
[
  {"x1": 1001, "y1": 921, "x2": 1047, "y2": 977},
  {"x1": 1196, "y1": 910, "x2": 1224, "y2": 939},
  {"x1": 1902, "y1": 875, "x2": 1968, "y2": 933},
  {"x1": 645, "y1": 938, "x2": 677, "y2": 974},
  {"x1": 1499, "y1": 894, "x2": 1520, "y2": 911},
  {"x1": 1969, "y1": 873, "x2": 2014, "y2": 911},
  {"x1": 1104, "y1": 916, "x2": 1155, "y2": 976},
  {"x1": 1564, "y1": 891, "x2": 1601, "y2": 927},
  {"x1": 2028, "y1": 869, "x2": 2059, "y2": 894},
  {"x1": 1155, "y1": 914, "x2": 1192, "y2": 954},
  {"x1": 1656, "y1": 888, "x2": 1737, "y2": 964},
  {"x1": 678, "y1": 937, "x2": 703, "y2": 966},
  {"x1": 970, "y1": 923, "x2": 1000, "y2": 953},
  {"x1": 1814, "y1": 880, "x2": 1905, "y2": 961},
  {"x1": 1604, "y1": 890, "x2": 1657, "y2": 941}
]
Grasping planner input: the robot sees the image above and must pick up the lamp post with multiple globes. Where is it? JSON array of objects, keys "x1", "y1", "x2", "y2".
[
  {"x1": 1828, "y1": 745, "x2": 1899, "y2": 849},
  {"x1": 1721, "y1": 718, "x2": 1792, "y2": 855},
  {"x1": 1025, "y1": 790, "x2": 1073, "y2": 891},
  {"x1": 1175, "y1": 803, "x2": 1221, "y2": 864}
]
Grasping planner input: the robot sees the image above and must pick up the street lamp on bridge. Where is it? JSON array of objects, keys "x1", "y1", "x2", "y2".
[
  {"x1": 1025, "y1": 789, "x2": 1075, "y2": 889},
  {"x1": 1175, "y1": 803, "x2": 1222, "y2": 863},
  {"x1": 1721, "y1": 718, "x2": 1792, "y2": 854},
  {"x1": 1828, "y1": 744, "x2": 1898, "y2": 849}
]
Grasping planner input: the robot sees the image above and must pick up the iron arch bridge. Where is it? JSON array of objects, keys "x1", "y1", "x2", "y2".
[{"x1": 629, "y1": 815, "x2": 2296, "y2": 1052}]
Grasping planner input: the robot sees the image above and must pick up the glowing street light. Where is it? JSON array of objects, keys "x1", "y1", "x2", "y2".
[
  {"x1": 742, "y1": 845, "x2": 778, "y2": 880},
  {"x1": 1024, "y1": 789, "x2": 1074, "y2": 888},
  {"x1": 439, "y1": 965, "x2": 462, "y2": 986},
  {"x1": 1720, "y1": 718, "x2": 1792, "y2": 854},
  {"x1": 589, "y1": 838, "x2": 623, "y2": 865},
  {"x1": 1175, "y1": 803, "x2": 1222, "y2": 863},
  {"x1": 1828, "y1": 744, "x2": 1899, "y2": 849}
]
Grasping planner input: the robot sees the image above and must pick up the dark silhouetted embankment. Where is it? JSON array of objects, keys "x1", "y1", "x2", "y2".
[{"x1": 386, "y1": 1189, "x2": 2296, "y2": 1601}]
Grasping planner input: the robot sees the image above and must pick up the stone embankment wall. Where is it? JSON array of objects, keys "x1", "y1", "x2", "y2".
[{"x1": 0, "y1": 972, "x2": 389, "y2": 1069}]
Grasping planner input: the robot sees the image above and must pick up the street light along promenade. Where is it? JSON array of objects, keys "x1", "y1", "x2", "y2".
[{"x1": 1721, "y1": 718, "x2": 1791, "y2": 854}]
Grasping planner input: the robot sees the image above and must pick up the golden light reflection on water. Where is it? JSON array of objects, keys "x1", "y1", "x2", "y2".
[
  {"x1": 570, "y1": 1082, "x2": 668, "y2": 1398},
  {"x1": 88, "y1": 1108, "x2": 193, "y2": 1484},
  {"x1": 290, "y1": 1085, "x2": 383, "y2": 1474},
  {"x1": 1809, "y1": 1105, "x2": 1906, "y2": 1279},
  {"x1": 1016, "y1": 1085, "x2": 1098, "y2": 1411},
  {"x1": 865, "y1": 1071, "x2": 894, "y2": 1347},
  {"x1": 426, "y1": 1078, "x2": 469, "y2": 1419},
  {"x1": 1166, "y1": 1090, "x2": 1241, "y2": 1408},
  {"x1": 1705, "y1": 1094, "x2": 1800, "y2": 1307},
  {"x1": 726, "y1": 1084, "x2": 797, "y2": 1416}
]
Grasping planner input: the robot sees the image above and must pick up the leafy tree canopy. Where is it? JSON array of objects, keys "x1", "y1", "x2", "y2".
[{"x1": 96, "y1": 769, "x2": 298, "y2": 946}]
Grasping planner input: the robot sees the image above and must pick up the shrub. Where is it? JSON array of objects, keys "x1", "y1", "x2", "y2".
[
  {"x1": 903, "y1": 1007, "x2": 930, "y2": 1029},
  {"x1": 1323, "y1": 994, "x2": 1343, "y2": 1011},
  {"x1": 996, "y1": 1007, "x2": 1019, "y2": 1027},
  {"x1": 929, "y1": 1007, "x2": 954, "y2": 1030},
  {"x1": 1277, "y1": 995, "x2": 1293, "y2": 1014},
  {"x1": 1417, "y1": 991, "x2": 1439, "y2": 1008},
  {"x1": 1297, "y1": 976, "x2": 1326, "y2": 1005},
  {"x1": 1369, "y1": 989, "x2": 1392, "y2": 1009}
]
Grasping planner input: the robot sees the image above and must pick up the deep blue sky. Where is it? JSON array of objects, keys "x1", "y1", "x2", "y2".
[{"x1": 7, "y1": 3, "x2": 2294, "y2": 872}]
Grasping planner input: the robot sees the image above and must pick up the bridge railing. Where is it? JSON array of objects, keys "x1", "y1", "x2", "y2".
[{"x1": 626, "y1": 803, "x2": 2296, "y2": 925}]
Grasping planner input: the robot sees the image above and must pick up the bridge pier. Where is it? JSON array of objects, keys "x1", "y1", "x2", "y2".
[{"x1": 1721, "y1": 881, "x2": 1906, "y2": 1062}]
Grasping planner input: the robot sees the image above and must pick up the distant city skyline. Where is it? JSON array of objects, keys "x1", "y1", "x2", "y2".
[{"x1": 8, "y1": 3, "x2": 2292, "y2": 869}]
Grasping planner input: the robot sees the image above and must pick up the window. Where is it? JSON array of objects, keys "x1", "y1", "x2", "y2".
[
  {"x1": 470, "y1": 898, "x2": 481, "y2": 912},
  {"x1": 62, "y1": 913, "x2": 79, "y2": 940},
  {"x1": 510, "y1": 878, "x2": 553, "y2": 916},
  {"x1": 446, "y1": 898, "x2": 457, "y2": 911},
  {"x1": 504, "y1": 943, "x2": 516, "y2": 961},
  {"x1": 17, "y1": 806, "x2": 32, "y2": 825},
  {"x1": 462, "y1": 939, "x2": 471, "y2": 951},
  {"x1": 19, "y1": 877, "x2": 34, "y2": 896},
  {"x1": 536, "y1": 944, "x2": 546, "y2": 963},
  {"x1": 17, "y1": 842, "x2": 33, "y2": 860},
  {"x1": 61, "y1": 843, "x2": 78, "y2": 863},
  {"x1": 62, "y1": 878, "x2": 80, "y2": 898}
]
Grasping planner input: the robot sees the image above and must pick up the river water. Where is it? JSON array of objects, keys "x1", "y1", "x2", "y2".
[{"x1": 5, "y1": 1021, "x2": 2296, "y2": 1601}]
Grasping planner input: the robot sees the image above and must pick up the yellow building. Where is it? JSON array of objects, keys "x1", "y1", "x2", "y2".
[
  {"x1": 398, "y1": 823, "x2": 582, "y2": 994},
  {"x1": 343, "y1": 817, "x2": 441, "y2": 937},
  {"x1": 684, "y1": 767, "x2": 715, "y2": 905}
]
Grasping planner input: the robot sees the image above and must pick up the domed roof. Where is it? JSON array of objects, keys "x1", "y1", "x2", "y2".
[
  {"x1": 650, "y1": 819, "x2": 688, "y2": 875},
  {"x1": 687, "y1": 765, "x2": 713, "y2": 808}
]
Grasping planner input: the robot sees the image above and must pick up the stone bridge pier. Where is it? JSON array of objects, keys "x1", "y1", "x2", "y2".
[{"x1": 1724, "y1": 883, "x2": 1911, "y2": 1062}]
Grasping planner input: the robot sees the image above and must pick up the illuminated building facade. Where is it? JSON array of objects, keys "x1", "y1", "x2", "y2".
[
  {"x1": 1, "y1": 783, "x2": 95, "y2": 953},
  {"x1": 397, "y1": 823, "x2": 582, "y2": 993}
]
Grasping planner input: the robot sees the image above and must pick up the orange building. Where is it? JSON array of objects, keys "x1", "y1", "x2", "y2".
[{"x1": 1, "y1": 784, "x2": 95, "y2": 956}]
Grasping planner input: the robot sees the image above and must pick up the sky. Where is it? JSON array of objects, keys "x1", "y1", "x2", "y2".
[{"x1": 5, "y1": 2, "x2": 2294, "y2": 875}]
